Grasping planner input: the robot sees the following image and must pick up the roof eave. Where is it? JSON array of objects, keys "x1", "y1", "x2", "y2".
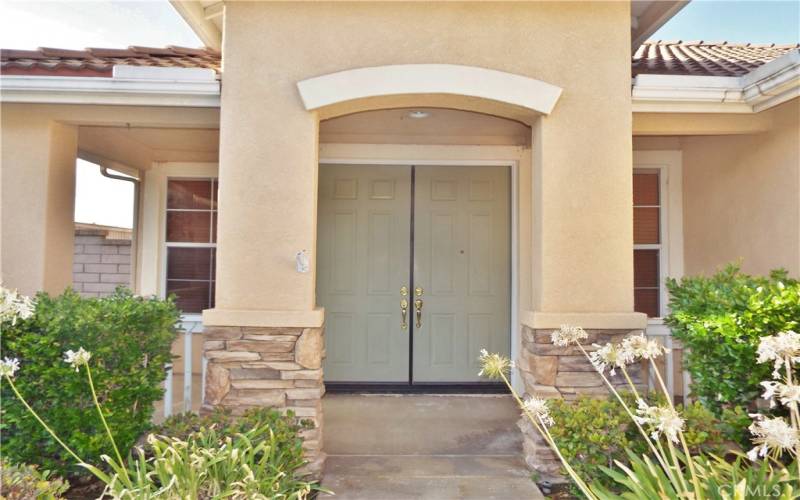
[
  {"x1": 0, "y1": 65, "x2": 221, "y2": 107},
  {"x1": 632, "y1": 50, "x2": 800, "y2": 113},
  {"x1": 170, "y1": 0, "x2": 222, "y2": 51},
  {"x1": 631, "y1": 1, "x2": 690, "y2": 50}
]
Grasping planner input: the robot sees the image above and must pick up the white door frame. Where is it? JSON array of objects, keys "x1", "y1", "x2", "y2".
[{"x1": 318, "y1": 157, "x2": 521, "y2": 391}]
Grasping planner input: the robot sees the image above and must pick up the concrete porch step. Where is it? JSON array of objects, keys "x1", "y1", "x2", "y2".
[
  {"x1": 320, "y1": 394, "x2": 542, "y2": 499},
  {"x1": 322, "y1": 394, "x2": 523, "y2": 455},
  {"x1": 321, "y1": 455, "x2": 544, "y2": 500}
]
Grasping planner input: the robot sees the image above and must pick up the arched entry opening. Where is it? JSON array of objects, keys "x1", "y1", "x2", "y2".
[{"x1": 299, "y1": 65, "x2": 562, "y2": 391}]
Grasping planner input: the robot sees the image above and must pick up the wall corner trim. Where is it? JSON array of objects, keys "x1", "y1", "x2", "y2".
[
  {"x1": 522, "y1": 311, "x2": 648, "y2": 330},
  {"x1": 202, "y1": 308, "x2": 325, "y2": 328}
]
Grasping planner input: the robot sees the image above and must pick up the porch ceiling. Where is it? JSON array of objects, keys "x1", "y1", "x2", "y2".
[
  {"x1": 78, "y1": 126, "x2": 219, "y2": 171},
  {"x1": 319, "y1": 108, "x2": 531, "y2": 146}
]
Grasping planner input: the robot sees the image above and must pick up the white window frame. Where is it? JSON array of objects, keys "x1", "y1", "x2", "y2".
[
  {"x1": 161, "y1": 176, "x2": 218, "y2": 319},
  {"x1": 633, "y1": 150, "x2": 684, "y2": 323},
  {"x1": 634, "y1": 150, "x2": 686, "y2": 399},
  {"x1": 136, "y1": 161, "x2": 219, "y2": 323},
  {"x1": 633, "y1": 168, "x2": 668, "y2": 319}
]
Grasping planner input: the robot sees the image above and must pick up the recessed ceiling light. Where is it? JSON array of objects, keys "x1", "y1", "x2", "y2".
[{"x1": 407, "y1": 110, "x2": 431, "y2": 119}]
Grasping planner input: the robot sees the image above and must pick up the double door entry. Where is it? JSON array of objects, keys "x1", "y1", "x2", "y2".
[{"x1": 317, "y1": 164, "x2": 510, "y2": 385}]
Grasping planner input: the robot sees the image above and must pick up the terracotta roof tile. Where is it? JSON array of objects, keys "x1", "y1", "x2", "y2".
[
  {"x1": 633, "y1": 40, "x2": 800, "y2": 77},
  {"x1": 1, "y1": 45, "x2": 220, "y2": 77}
]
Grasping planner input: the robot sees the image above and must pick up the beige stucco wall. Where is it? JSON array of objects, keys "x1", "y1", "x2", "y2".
[
  {"x1": 0, "y1": 103, "x2": 219, "y2": 296},
  {"x1": 681, "y1": 99, "x2": 800, "y2": 277},
  {"x1": 213, "y1": 1, "x2": 638, "y2": 328},
  {"x1": 1, "y1": 106, "x2": 77, "y2": 295}
]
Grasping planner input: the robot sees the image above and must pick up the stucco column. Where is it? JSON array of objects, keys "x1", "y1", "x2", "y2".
[
  {"x1": 1, "y1": 109, "x2": 77, "y2": 296},
  {"x1": 519, "y1": 106, "x2": 646, "y2": 477},
  {"x1": 207, "y1": 65, "x2": 321, "y2": 324},
  {"x1": 201, "y1": 7, "x2": 326, "y2": 475}
]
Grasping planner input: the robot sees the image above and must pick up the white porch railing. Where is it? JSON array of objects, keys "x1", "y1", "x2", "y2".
[
  {"x1": 646, "y1": 321, "x2": 691, "y2": 404},
  {"x1": 158, "y1": 319, "x2": 206, "y2": 421}
]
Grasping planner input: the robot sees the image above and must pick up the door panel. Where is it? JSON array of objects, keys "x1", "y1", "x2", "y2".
[
  {"x1": 318, "y1": 165, "x2": 411, "y2": 382},
  {"x1": 413, "y1": 166, "x2": 511, "y2": 382}
]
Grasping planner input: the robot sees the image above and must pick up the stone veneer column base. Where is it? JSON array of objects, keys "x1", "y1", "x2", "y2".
[
  {"x1": 203, "y1": 325, "x2": 326, "y2": 477},
  {"x1": 517, "y1": 326, "x2": 646, "y2": 477}
]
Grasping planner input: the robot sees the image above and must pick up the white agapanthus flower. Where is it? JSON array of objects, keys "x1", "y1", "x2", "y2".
[
  {"x1": 0, "y1": 357, "x2": 20, "y2": 379},
  {"x1": 622, "y1": 333, "x2": 669, "y2": 361},
  {"x1": 589, "y1": 342, "x2": 635, "y2": 376},
  {"x1": 477, "y1": 349, "x2": 513, "y2": 378},
  {"x1": 756, "y1": 331, "x2": 800, "y2": 378},
  {"x1": 747, "y1": 414, "x2": 799, "y2": 461},
  {"x1": 0, "y1": 286, "x2": 36, "y2": 325},
  {"x1": 760, "y1": 380, "x2": 800, "y2": 409},
  {"x1": 634, "y1": 399, "x2": 685, "y2": 444},
  {"x1": 551, "y1": 325, "x2": 588, "y2": 347},
  {"x1": 522, "y1": 396, "x2": 555, "y2": 427},
  {"x1": 64, "y1": 348, "x2": 92, "y2": 372}
]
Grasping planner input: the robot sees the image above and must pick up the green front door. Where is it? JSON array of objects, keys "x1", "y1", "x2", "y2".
[{"x1": 317, "y1": 164, "x2": 510, "y2": 384}]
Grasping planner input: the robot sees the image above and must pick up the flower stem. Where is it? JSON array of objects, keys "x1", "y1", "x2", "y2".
[
  {"x1": 620, "y1": 365, "x2": 643, "y2": 402},
  {"x1": 498, "y1": 371, "x2": 597, "y2": 499},
  {"x1": 3, "y1": 375, "x2": 85, "y2": 465},
  {"x1": 665, "y1": 438, "x2": 690, "y2": 495},
  {"x1": 783, "y1": 357, "x2": 800, "y2": 479},
  {"x1": 650, "y1": 359, "x2": 703, "y2": 500},
  {"x1": 84, "y1": 364, "x2": 129, "y2": 484},
  {"x1": 576, "y1": 344, "x2": 679, "y2": 489}
]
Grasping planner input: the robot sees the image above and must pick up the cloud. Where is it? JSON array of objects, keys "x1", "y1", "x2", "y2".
[{"x1": 0, "y1": 1, "x2": 201, "y2": 49}]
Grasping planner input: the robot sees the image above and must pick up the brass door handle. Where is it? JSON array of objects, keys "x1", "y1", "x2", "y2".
[
  {"x1": 414, "y1": 298, "x2": 423, "y2": 328},
  {"x1": 400, "y1": 298, "x2": 409, "y2": 330}
]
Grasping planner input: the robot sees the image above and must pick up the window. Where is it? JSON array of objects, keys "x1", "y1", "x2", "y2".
[
  {"x1": 165, "y1": 179, "x2": 217, "y2": 314},
  {"x1": 633, "y1": 170, "x2": 662, "y2": 318}
]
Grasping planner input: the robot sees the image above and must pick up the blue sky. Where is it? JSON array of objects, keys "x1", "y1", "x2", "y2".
[
  {"x1": 0, "y1": 1, "x2": 200, "y2": 50},
  {"x1": 653, "y1": 1, "x2": 800, "y2": 44}
]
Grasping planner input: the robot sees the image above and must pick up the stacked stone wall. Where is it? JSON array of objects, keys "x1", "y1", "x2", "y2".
[
  {"x1": 203, "y1": 325, "x2": 325, "y2": 475},
  {"x1": 517, "y1": 325, "x2": 645, "y2": 476}
]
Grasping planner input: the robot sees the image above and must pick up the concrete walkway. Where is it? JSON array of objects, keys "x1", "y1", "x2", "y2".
[{"x1": 320, "y1": 394, "x2": 544, "y2": 499}]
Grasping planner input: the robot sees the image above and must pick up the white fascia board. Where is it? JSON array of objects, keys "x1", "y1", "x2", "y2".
[
  {"x1": 741, "y1": 51, "x2": 800, "y2": 112},
  {"x1": 632, "y1": 50, "x2": 800, "y2": 113},
  {"x1": 0, "y1": 66, "x2": 220, "y2": 107}
]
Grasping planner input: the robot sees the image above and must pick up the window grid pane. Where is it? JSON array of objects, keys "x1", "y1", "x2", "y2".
[
  {"x1": 167, "y1": 179, "x2": 213, "y2": 210},
  {"x1": 634, "y1": 288, "x2": 660, "y2": 318},
  {"x1": 634, "y1": 248, "x2": 660, "y2": 318}
]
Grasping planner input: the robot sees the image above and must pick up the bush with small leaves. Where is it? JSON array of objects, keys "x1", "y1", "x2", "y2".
[
  {"x1": 0, "y1": 459, "x2": 69, "y2": 500},
  {"x1": 666, "y1": 265, "x2": 800, "y2": 416},
  {"x1": 548, "y1": 393, "x2": 746, "y2": 493},
  {"x1": 1, "y1": 288, "x2": 179, "y2": 478}
]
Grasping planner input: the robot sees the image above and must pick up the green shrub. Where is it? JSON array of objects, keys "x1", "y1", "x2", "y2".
[
  {"x1": 153, "y1": 407, "x2": 313, "y2": 456},
  {"x1": 666, "y1": 265, "x2": 800, "y2": 415},
  {"x1": 1, "y1": 288, "x2": 179, "y2": 478},
  {"x1": 103, "y1": 410, "x2": 321, "y2": 498},
  {"x1": 548, "y1": 393, "x2": 742, "y2": 493},
  {"x1": 0, "y1": 459, "x2": 69, "y2": 500}
]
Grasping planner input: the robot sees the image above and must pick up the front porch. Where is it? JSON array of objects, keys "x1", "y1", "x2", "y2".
[
  {"x1": 321, "y1": 393, "x2": 542, "y2": 499},
  {"x1": 2, "y1": 90, "x2": 797, "y2": 482}
]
